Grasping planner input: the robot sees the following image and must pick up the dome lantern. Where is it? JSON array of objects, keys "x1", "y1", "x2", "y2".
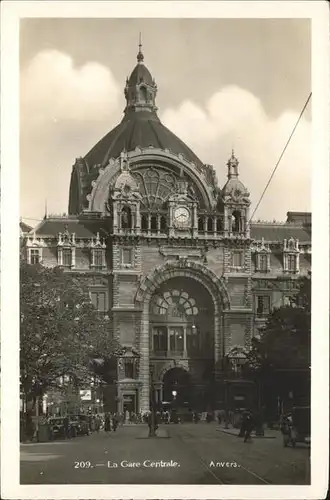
[{"x1": 124, "y1": 38, "x2": 158, "y2": 115}]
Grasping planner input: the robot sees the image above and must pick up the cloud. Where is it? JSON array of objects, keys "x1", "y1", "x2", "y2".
[
  {"x1": 20, "y1": 50, "x2": 311, "y2": 224},
  {"x1": 21, "y1": 50, "x2": 121, "y2": 123},
  {"x1": 161, "y1": 86, "x2": 311, "y2": 221},
  {"x1": 20, "y1": 50, "x2": 122, "y2": 221}
]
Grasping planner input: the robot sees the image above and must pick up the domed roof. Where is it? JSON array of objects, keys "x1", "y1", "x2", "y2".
[
  {"x1": 83, "y1": 44, "x2": 203, "y2": 169},
  {"x1": 84, "y1": 110, "x2": 203, "y2": 169},
  {"x1": 128, "y1": 62, "x2": 153, "y2": 86}
]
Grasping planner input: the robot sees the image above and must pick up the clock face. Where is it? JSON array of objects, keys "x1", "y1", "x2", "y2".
[{"x1": 174, "y1": 206, "x2": 190, "y2": 227}]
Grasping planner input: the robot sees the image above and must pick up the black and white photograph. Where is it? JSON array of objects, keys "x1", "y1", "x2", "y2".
[{"x1": 1, "y1": 1, "x2": 329, "y2": 499}]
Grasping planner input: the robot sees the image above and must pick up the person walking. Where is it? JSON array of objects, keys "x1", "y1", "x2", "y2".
[
  {"x1": 63, "y1": 415, "x2": 70, "y2": 439},
  {"x1": 243, "y1": 410, "x2": 254, "y2": 443},
  {"x1": 95, "y1": 415, "x2": 101, "y2": 433},
  {"x1": 112, "y1": 413, "x2": 118, "y2": 432},
  {"x1": 104, "y1": 413, "x2": 111, "y2": 434}
]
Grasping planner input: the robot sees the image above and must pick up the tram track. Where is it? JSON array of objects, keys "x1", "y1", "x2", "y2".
[{"x1": 169, "y1": 425, "x2": 271, "y2": 485}]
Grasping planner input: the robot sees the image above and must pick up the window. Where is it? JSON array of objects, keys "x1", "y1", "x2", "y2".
[
  {"x1": 94, "y1": 249, "x2": 103, "y2": 269},
  {"x1": 259, "y1": 254, "x2": 268, "y2": 272},
  {"x1": 122, "y1": 248, "x2": 133, "y2": 265},
  {"x1": 124, "y1": 361, "x2": 134, "y2": 379},
  {"x1": 141, "y1": 214, "x2": 148, "y2": 231},
  {"x1": 62, "y1": 248, "x2": 72, "y2": 267},
  {"x1": 232, "y1": 211, "x2": 241, "y2": 232},
  {"x1": 232, "y1": 251, "x2": 243, "y2": 267},
  {"x1": 30, "y1": 249, "x2": 40, "y2": 265},
  {"x1": 169, "y1": 327, "x2": 184, "y2": 354},
  {"x1": 256, "y1": 296, "x2": 270, "y2": 316},
  {"x1": 90, "y1": 291, "x2": 107, "y2": 313},
  {"x1": 287, "y1": 255, "x2": 296, "y2": 272},
  {"x1": 186, "y1": 326, "x2": 199, "y2": 354},
  {"x1": 153, "y1": 327, "x2": 167, "y2": 352},
  {"x1": 121, "y1": 206, "x2": 132, "y2": 230}
]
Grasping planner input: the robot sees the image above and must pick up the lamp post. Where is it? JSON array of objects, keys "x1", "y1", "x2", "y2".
[{"x1": 149, "y1": 364, "x2": 157, "y2": 437}]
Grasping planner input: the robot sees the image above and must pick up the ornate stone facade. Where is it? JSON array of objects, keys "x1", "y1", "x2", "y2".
[{"x1": 22, "y1": 46, "x2": 311, "y2": 413}]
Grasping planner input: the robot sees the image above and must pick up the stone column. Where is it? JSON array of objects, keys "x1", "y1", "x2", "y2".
[
  {"x1": 139, "y1": 306, "x2": 150, "y2": 414},
  {"x1": 183, "y1": 326, "x2": 187, "y2": 357},
  {"x1": 167, "y1": 326, "x2": 171, "y2": 355}
]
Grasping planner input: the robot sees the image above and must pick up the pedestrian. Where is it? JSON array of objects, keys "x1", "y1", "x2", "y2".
[
  {"x1": 244, "y1": 410, "x2": 254, "y2": 443},
  {"x1": 112, "y1": 413, "x2": 118, "y2": 432},
  {"x1": 63, "y1": 415, "x2": 70, "y2": 439},
  {"x1": 104, "y1": 413, "x2": 111, "y2": 434},
  {"x1": 95, "y1": 415, "x2": 101, "y2": 433}
]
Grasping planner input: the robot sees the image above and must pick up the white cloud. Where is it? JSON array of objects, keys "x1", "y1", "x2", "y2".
[
  {"x1": 21, "y1": 50, "x2": 121, "y2": 123},
  {"x1": 161, "y1": 86, "x2": 311, "y2": 221}
]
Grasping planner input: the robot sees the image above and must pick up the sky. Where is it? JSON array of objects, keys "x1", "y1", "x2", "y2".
[{"x1": 20, "y1": 18, "x2": 311, "y2": 225}]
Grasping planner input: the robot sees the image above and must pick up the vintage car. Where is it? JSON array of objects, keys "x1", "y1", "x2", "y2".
[
  {"x1": 281, "y1": 406, "x2": 310, "y2": 447},
  {"x1": 70, "y1": 414, "x2": 90, "y2": 436},
  {"x1": 48, "y1": 417, "x2": 77, "y2": 439}
]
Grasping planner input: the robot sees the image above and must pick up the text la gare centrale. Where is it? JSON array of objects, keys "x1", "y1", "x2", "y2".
[{"x1": 108, "y1": 460, "x2": 180, "y2": 468}]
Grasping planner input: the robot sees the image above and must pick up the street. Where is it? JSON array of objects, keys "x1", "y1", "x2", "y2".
[{"x1": 20, "y1": 423, "x2": 310, "y2": 485}]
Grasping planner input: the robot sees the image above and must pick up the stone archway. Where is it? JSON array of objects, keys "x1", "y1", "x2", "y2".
[{"x1": 135, "y1": 259, "x2": 231, "y2": 413}]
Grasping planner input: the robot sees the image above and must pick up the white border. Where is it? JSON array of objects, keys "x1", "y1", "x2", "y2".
[{"x1": 1, "y1": 1, "x2": 329, "y2": 499}]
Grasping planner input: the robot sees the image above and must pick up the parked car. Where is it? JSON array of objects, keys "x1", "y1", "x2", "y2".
[
  {"x1": 70, "y1": 414, "x2": 90, "y2": 436},
  {"x1": 48, "y1": 417, "x2": 77, "y2": 439}
]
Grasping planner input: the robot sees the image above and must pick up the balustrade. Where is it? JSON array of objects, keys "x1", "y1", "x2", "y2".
[{"x1": 117, "y1": 211, "x2": 247, "y2": 238}]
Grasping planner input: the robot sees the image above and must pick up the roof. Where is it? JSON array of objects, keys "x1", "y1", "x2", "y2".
[
  {"x1": 250, "y1": 223, "x2": 311, "y2": 243},
  {"x1": 84, "y1": 111, "x2": 203, "y2": 169},
  {"x1": 128, "y1": 63, "x2": 153, "y2": 86},
  {"x1": 20, "y1": 221, "x2": 33, "y2": 233},
  {"x1": 33, "y1": 218, "x2": 109, "y2": 239}
]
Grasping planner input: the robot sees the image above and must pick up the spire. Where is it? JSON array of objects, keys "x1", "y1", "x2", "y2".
[
  {"x1": 227, "y1": 149, "x2": 239, "y2": 179},
  {"x1": 137, "y1": 32, "x2": 144, "y2": 63}
]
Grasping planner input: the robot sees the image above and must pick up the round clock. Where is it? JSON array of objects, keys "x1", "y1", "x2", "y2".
[{"x1": 174, "y1": 206, "x2": 190, "y2": 227}]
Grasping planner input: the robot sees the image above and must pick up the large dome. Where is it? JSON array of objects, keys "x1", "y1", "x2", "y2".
[
  {"x1": 83, "y1": 45, "x2": 203, "y2": 169},
  {"x1": 84, "y1": 110, "x2": 203, "y2": 169},
  {"x1": 69, "y1": 46, "x2": 204, "y2": 215}
]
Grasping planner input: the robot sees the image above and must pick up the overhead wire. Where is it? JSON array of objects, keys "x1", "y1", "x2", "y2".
[{"x1": 248, "y1": 92, "x2": 312, "y2": 224}]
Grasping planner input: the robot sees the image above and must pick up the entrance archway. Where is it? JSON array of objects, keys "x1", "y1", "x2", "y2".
[
  {"x1": 162, "y1": 367, "x2": 191, "y2": 407},
  {"x1": 135, "y1": 259, "x2": 231, "y2": 413}
]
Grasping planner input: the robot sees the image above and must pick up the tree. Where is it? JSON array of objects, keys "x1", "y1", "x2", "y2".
[
  {"x1": 20, "y1": 262, "x2": 123, "y2": 407},
  {"x1": 245, "y1": 274, "x2": 311, "y2": 415}
]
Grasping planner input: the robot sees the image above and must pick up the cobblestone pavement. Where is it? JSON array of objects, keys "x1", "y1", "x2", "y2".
[{"x1": 20, "y1": 423, "x2": 310, "y2": 485}]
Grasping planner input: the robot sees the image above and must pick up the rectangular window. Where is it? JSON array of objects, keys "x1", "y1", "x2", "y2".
[
  {"x1": 287, "y1": 255, "x2": 296, "y2": 272},
  {"x1": 30, "y1": 249, "x2": 40, "y2": 265},
  {"x1": 122, "y1": 248, "x2": 133, "y2": 265},
  {"x1": 125, "y1": 361, "x2": 134, "y2": 379},
  {"x1": 186, "y1": 327, "x2": 199, "y2": 355},
  {"x1": 153, "y1": 327, "x2": 167, "y2": 353},
  {"x1": 62, "y1": 248, "x2": 72, "y2": 267},
  {"x1": 259, "y1": 254, "x2": 268, "y2": 271},
  {"x1": 90, "y1": 291, "x2": 107, "y2": 312},
  {"x1": 256, "y1": 295, "x2": 270, "y2": 316},
  {"x1": 169, "y1": 327, "x2": 184, "y2": 354},
  {"x1": 232, "y1": 251, "x2": 243, "y2": 267},
  {"x1": 94, "y1": 249, "x2": 103, "y2": 269}
]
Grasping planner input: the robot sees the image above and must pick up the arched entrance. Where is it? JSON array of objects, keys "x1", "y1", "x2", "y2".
[
  {"x1": 162, "y1": 367, "x2": 191, "y2": 407},
  {"x1": 135, "y1": 259, "x2": 230, "y2": 413}
]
